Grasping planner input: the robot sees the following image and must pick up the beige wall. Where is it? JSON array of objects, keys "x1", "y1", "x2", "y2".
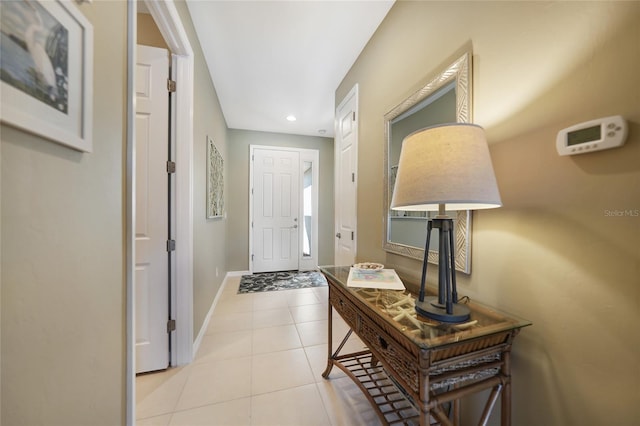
[
  {"x1": 137, "y1": 13, "x2": 169, "y2": 50},
  {"x1": 1, "y1": 2, "x2": 127, "y2": 425},
  {"x1": 337, "y1": 1, "x2": 639, "y2": 425},
  {"x1": 227, "y1": 129, "x2": 334, "y2": 271}
]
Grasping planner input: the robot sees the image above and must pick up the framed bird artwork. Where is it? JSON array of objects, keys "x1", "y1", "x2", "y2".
[{"x1": 0, "y1": 0, "x2": 93, "y2": 152}]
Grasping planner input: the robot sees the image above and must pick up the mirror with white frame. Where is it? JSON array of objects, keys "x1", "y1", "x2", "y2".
[{"x1": 383, "y1": 51, "x2": 473, "y2": 273}]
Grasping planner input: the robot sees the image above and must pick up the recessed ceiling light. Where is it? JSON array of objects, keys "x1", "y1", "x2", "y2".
[{"x1": 286, "y1": 115, "x2": 297, "y2": 122}]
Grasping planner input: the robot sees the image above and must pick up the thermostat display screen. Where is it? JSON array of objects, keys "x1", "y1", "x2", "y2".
[
  {"x1": 556, "y1": 115, "x2": 627, "y2": 156},
  {"x1": 567, "y1": 125, "x2": 600, "y2": 146}
]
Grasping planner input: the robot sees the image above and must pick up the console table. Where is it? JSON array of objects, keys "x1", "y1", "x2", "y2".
[{"x1": 320, "y1": 266, "x2": 530, "y2": 426}]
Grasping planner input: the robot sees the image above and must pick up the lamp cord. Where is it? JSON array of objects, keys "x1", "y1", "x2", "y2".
[{"x1": 457, "y1": 295, "x2": 470, "y2": 304}]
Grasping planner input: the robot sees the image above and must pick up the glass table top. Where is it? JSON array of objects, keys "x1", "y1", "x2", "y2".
[{"x1": 320, "y1": 266, "x2": 531, "y2": 350}]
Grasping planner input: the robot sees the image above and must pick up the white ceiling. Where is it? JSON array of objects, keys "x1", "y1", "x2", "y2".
[{"x1": 185, "y1": 1, "x2": 394, "y2": 137}]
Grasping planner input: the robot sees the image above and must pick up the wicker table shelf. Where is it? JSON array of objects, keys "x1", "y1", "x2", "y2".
[
  {"x1": 320, "y1": 266, "x2": 531, "y2": 426},
  {"x1": 329, "y1": 343, "x2": 420, "y2": 425}
]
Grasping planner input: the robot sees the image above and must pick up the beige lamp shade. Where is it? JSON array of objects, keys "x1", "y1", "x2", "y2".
[{"x1": 391, "y1": 123, "x2": 502, "y2": 211}]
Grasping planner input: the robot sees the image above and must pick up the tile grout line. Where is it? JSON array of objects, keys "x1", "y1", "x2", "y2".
[{"x1": 139, "y1": 281, "x2": 338, "y2": 424}]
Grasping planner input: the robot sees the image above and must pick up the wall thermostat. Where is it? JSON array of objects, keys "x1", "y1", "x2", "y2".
[{"x1": 556, "y1": 115, "x2": 627, "y2": 156}]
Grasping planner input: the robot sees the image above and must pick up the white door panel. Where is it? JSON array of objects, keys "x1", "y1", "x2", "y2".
[
  {"x1": 135, "y1": 45, "x2": 169, "y2": 373},
  {"x1": 335, "y1": 85, "x2": 358, "y2": 266},
  {"x1": 253, "y1": 148, "x2": 300, "y2": 272}
]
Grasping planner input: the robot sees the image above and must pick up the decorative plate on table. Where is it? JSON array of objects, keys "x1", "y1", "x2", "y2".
[{"x1": 353, "y1": 262, "x2": 384, "y2": 272}]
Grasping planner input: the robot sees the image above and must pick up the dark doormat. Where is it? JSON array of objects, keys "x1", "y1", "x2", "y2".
[{"x1": 238, "y1": 270, "x2": 327, "y2": 294}]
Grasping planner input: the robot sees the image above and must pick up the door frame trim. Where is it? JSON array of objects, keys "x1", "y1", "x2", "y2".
[{"x1": 127, "y1": 2, "x2": 194, "y2": 424}]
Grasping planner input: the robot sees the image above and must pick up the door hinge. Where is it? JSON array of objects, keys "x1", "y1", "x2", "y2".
[
  {"x1": 351, "y1": 231, "x2": 354, "y2": 241},
  {"x1": 352, "y1": 172, "x2": 355, "y2": 182},
  {"x1": 336, "y1": 232, "x2": 341, "y2": 239},
  {"x1": 166, "y1": 161, "x2": 176, "y2": 173},
  {"x1": 167, "y1": 319, "x2": 176, "y2": 333},
  {"x1": 352, "y1": 111, "x2": 356, "y2": 121},
  {"x1": 167, "y1": 240, "x2": 176, "y2": 252},
  {"x1": 167, "y1": 79, "x2": 176, "y2": 92},
  {"x1": 251, "y1": 254, "x2": 254, "y2": 261}
]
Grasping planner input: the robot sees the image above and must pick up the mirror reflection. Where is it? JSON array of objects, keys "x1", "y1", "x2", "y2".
[
  {"x1": 383, "y1": 52, "x2": 472, "y2": 273},
  {"x1": 389, "y1": 82, "x2": 456, "y2": 220}
]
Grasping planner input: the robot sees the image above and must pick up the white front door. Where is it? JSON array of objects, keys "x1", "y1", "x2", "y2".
[
  {"x1": 334, "y1": 84, "x2": 358, "y2": 266},
  {"x1": 252, "y1": 148, "x2": 300, "y2": 273},
  {"x1": 135, "y1": 45, "x2": 170, "y2": 373}
]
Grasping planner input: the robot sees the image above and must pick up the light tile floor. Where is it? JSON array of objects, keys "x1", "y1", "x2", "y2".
[{"x1": 136, "y1": 275, "x2": 383, "y2": 426}]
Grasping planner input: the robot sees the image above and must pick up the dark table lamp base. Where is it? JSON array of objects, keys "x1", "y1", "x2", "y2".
[{"x1": 415, "y1": 296, "x2": 470, "y2": 323}]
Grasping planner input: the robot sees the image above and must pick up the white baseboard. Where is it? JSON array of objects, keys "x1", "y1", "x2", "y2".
[{"x1": 192, "y1": 270, "x2": 251, "y2": 357}]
